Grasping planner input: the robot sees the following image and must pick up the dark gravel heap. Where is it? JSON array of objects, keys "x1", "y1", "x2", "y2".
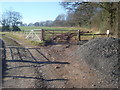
[{"x1": 77, "y1": 37, "x2": 120, "y2": 78}]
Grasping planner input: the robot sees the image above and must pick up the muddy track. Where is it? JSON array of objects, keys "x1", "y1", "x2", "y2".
[
  {"x1": 3, "y1": 47, "x2": 56, "y2": 88},
  {"x1": 2, "y1": 35, "x2": 69, "y2": 88},
  {"x1": 1, "y1": 35, "x2": 45, "y2": 88}
]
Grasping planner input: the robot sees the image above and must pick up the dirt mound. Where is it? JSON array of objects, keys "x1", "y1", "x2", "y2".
[{"x1": 76, "y1": 37, "x2": 120, "y2": 78}]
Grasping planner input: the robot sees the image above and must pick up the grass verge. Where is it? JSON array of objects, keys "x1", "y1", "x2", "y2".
[{"x1": 4, "y1": 32, "x2": 46, "y2": 46}]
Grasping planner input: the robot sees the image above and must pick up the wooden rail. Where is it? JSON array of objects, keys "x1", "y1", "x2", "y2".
[
  {"x1": 78, "y1": 32, "x2": 110, "y2": 41},
  {"x1": 16, "y1": 29, "x2": 110, "y2": 42}
]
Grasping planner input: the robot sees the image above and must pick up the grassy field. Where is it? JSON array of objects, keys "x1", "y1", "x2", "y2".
[{"x1": 0, "y1": 26, "x2": 98, "y2": 32}]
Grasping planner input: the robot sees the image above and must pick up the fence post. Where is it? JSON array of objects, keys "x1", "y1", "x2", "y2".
[
  {"x1": 78, "y1": 30, "x2": 81, "y2": 41},
  {"x1": 53, "y1": 30, "x2": 54, "y2": 39},
  {"x1": 23, "y1": 30, "x2": 25, "y2": 36},
  {"x1": 41, "y1": 29, "x2": 44, "y2": 41},
  {"x1": 92, "y1": 34, "x2": 95, "y2": 39},
  {"x1": 106, "y1": 30, "x2": 110, "y2": 37}
]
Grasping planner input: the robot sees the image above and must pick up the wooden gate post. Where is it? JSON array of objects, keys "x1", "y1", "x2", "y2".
[
  {"x1": 92, "y1": 34, "x2": 95, "y2": 39},
  {"x1": 41, "y1": 29, "x2": 44, "y2": 41},
  {"x1": 106, "y1": 30, "x2": 110, "y2": 37},
  {"x1": 78, "y1": 30, "x2": 81, "y2": 41},
  {"x1": 53, "y1": 30, "x2": 54, "y2": 39}
]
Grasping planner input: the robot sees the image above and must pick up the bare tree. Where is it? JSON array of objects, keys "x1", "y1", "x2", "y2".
[{"x1": 0, "y1": 10, "x2": 22, "y2": 31}]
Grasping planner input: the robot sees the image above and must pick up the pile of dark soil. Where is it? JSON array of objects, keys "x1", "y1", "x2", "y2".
[{"x1": 76, "y1": 37, "x2": 120, "y2": 78}]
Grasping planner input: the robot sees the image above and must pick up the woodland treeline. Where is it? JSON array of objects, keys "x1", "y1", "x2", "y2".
[
  {"x1": 60, "y1": 2, "x2": 120, "y2": 36},
  {"x1": 27, "y1": 2, "x2": 120, "y2": 36}
]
